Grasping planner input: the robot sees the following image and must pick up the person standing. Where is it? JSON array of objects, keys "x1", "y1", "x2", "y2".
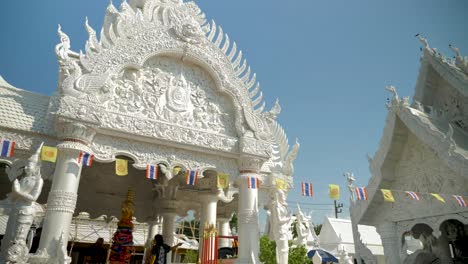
[{"x1": 150, "y1": 234, "x2": 182, "y2": 264}]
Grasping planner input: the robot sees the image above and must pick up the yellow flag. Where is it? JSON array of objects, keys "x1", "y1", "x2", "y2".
[
  {"x1": 275, "y1": 178, "x2": 287, "y2": 190},
  {"x1": 217, "y1": 173, "x2": 229, "y2": 189},
  {"x1": 381, "y1": 189, "x2": 395, "y2": 202},
  {"x1": 115, "y1": 159, "x2": 128, "y2": 176},
  {"x1": 431, "y1": 193, "x2": 445, "y2": 203},
  {"x1": 329, "y1": 184, "x2": 340, "y2": 199},
  {"x1": 173, "y1": 167, "x2": 182, "y2": 175},
  {"x1": 41, "y1": 146, "x2": 57, "y2": 162}
]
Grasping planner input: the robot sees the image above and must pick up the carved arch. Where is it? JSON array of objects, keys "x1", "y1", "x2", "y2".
[{"x1": 111, "y1": 50, "x2": 245, "y2": 136}]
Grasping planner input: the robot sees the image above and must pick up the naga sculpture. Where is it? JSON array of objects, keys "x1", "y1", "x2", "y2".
[{"x1": 0, "y1": 143, "x2": 44, "y2": 263}]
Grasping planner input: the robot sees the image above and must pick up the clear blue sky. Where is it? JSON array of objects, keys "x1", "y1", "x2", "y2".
[{"x1": 1, "y1": 1, "x2": 467, "y2": 224}]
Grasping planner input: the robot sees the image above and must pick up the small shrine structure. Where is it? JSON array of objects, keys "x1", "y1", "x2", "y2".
[
  {"x1": 350, "y1": 39, "x2": 468, "y2": 263},
  {"x1": 0, "y1": 0, "x2": 299, "y2": 263}
]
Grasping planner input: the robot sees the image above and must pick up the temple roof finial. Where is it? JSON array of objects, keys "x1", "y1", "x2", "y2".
[{"x1": 415, "y1": 33, "x2": 429, "y2": 50}]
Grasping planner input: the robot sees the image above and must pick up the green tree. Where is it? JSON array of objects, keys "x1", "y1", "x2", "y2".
[
  {"x1": 291, "y1": 218, "x2": 298, "y2": 239},
  {"x1": 229, "y1": 213, "x2": 238, "y2": 231},
  {"x1": 182, "y1": 249, "x2": 198, "y2": 263},
  {"x1": 288, "y1": 243, "x2": 312, "y2": 264},
  {"x1": 259, "y1": 235, "x2": 312, "y2": 264},
  {"x1": 259, "y1": 235, "x2": 277, "y2": 264}
]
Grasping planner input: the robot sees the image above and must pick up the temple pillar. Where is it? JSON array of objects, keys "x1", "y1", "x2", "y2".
[
  {"x1": 217, "y1": 217, "x2": 231, "y2": 248},
  {"x1": 162, "y1": 211, "x2": 177, "y2": 263},
  {"x1": 32, "y1": 122, "x2": 95, "y2": 261},
  {"x1": 236, "y1": 157, "x2": 263, "y2": 264},
  {"x1": 198, "y1": 194, "x2": 219, "y2": 256},
  {"x1": 377, "y1": 221, "x2": 401, "y2": 264}
]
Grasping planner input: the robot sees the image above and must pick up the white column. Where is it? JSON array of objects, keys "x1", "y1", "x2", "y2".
[
  {"x1": 162, "y1": 212, "x2": 177, "y2": 263},
  {"x1": 37, "y1": 146, "x2": 82, "y2": 255},
  {"x1": 198, "y1": 194, "x2": 218, "y2": 256},
  {"x1": 377, "y1": 222, "x2": 401, "y2": 264},
  {"x1": 236, "y1": 157, "x2": 262, "y2": 264},
  {"x1": 217, "y1": 217, "x2": 231, "y2": 248},
  {"x1": 32, "y1": 122, "x2": 95, "y2": 261}
]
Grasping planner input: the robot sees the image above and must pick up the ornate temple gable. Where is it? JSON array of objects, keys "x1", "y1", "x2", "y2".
[
  {"x1": 358, "y1": 91, "x2": 468, "y2": 224},
  {"x1": 364, "y1": 124, "x2": 467, "y2": 224},
  {"x1": 413, "y1": 39, "x2": 468, "y2": 133},
  {"x1": 388, "y1": 132, "x2": 468, "y2": 219},
  {"x1": 54, "y1": 0, "x2": 275, "y2": 148}
]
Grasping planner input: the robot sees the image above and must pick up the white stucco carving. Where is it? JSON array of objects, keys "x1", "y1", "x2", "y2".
[
  {"x1": 293, "y1": 205, "x2": 319, "y2": 249},
  {"x1": 0, "y1": 144, "x2": 44, "y2": 263},
  {"x1": 268, "y1": 189, "x2": 290, "y2": 264}
]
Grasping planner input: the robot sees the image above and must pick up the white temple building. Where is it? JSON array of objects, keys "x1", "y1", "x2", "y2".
[
  {"x1": 350, "y1": 39, "x2": 468, "y2": 263},
  {"x1": 0, "y1": 0, "x2": 299, "y2": 263},
  {"x1": 318, "y1": 217, "x2": 384, "y2": 263}
]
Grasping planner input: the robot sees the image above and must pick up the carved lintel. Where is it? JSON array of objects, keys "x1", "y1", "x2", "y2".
[
  {"x1": 239, "y1": 136, "x2": 271, "y2": 158},
  {"x1": 46, "y1": 190, "x2": 78, "y2": 214},
  {"x1": 56, "y1": 121, "x2": 96, "y2": 146},
  {"x1": 238, "y1": 156, "x2": 264, "y2": 173}
]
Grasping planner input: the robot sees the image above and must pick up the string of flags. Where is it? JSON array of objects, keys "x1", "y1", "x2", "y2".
[
  {"x1": 300, "y1": 180, "x2": 467, "y2": 208},
  {"x1": 350, "y1": 186, "x2": 467, "y2": 207},
  {"x1": 4, "y1": 138, "x2": 465, "y2": 207}
]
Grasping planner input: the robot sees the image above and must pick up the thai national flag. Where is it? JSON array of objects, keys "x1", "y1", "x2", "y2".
[
  {"x1": 247, "y1": 176, "x2": 259, "y2": 189},
  {"x1": 186, "y1": 170, "x2": 198, "y2": 186},
  {"x1": 405, "y1": 191, "x2": 420, "y2": 201},
  {"x1": 301, "y1": 182, "x2": 313, "y2": 197},
  {"x1": 146, "y1": 165, "x2": 159, "y2": 180},
  {"x1": 77, "y1": 152, "x2": 94, "y2": 166},
  {"x1": 0, "y1": 139, "x2": 15, "y2": 158},
  {"x1": 453, "y1": 195, "x2": 467, "y2": 207},
  {"x1": 355, "y1": 187, "x2": 368, "y2": 200}
]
